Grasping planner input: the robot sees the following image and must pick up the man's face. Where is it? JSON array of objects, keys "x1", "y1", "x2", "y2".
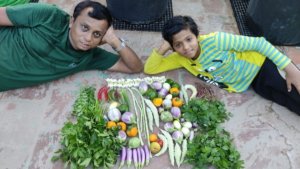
[
  {"x1": 172, "y1": 29, "x2": 200, "y2": 60},
  {"x1": 69, "y1": 7, "x2": 109, "y2": 51}
]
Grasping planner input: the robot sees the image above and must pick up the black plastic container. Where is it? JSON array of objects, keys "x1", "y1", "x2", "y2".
[
  {"x1": 246, "y1": 0, "x2": 300, "y2": 45},
  {"x1": 106, "y1": 0, "x2": 168, "y2": 24}
]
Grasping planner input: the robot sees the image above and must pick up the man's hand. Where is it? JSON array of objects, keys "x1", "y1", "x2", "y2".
[
  {"x1": 157, "y1": 40, "x2": 172, "y2": 55},
  {"x1": 102, "y1": 26, "x2": 143, "y2": 73},
  {"x1": 284, "y1": 62, "x2": 300, "y2": 94},
  {"x1": 100, "y1": 26, "x2": 118, "y2": 46}
]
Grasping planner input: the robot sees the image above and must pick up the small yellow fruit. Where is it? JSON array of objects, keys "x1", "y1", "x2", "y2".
[{"x1": 150, "y1": 142, "x2": 161, "y2": 154}]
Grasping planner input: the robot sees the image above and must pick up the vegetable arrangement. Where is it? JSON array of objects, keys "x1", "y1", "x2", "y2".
[{"x1": 52, "y1": 76, "x2": 244, "y2": 169}]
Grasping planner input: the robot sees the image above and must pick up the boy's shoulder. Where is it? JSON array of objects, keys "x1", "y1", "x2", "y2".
[{"x1": 198, "y1": 32, "x2": 219, "y2": 41}]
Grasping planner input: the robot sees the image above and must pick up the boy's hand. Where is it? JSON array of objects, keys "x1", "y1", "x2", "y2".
[
  {"x1": 157, "y1": 40, "x2": 172, "y2": 55},
  {"x1": 284, "y1": 62, "x2": 300, "y2": 94}
]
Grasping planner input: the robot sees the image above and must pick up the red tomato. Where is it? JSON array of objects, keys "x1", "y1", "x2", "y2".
[{"x1": 156, "y1": 139, "x2": 163, "y2": 147}]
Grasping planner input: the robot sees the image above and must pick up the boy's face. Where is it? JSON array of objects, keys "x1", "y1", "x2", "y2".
[
  {"x1": 69, "y1": 7, "x2": 109, "y2": 51},
  {"x1": 172, "y1": 29, "x2": 200, "y2": 59}
]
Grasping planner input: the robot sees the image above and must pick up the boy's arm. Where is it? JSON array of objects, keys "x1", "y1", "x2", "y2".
[
  {"x1": 216, "y1": 32, "x2": 291, "y2": 70},
  {"x1": 144, "y1": 41, "x2": 182, "y2": 74},
  {"x1": 0, "y1": 7, "x2": 13, "y2": 26},
  {"x1": 217, "y1": 32, "x2": 300, "y2": 93},
  {"x1": 283, "y1": 62, "x2": 300, "y2": 93}
]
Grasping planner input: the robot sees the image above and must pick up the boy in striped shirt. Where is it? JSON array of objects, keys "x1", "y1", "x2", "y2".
[{"x1": 144, "y1": 16, "x2": 300, "y2": 114}]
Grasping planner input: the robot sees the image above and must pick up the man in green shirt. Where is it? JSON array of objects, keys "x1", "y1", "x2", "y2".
[
  {"x1": 0, "y1": 0, "x2": 29, "y2": 7},
  {"x1": 0, "y1": 0, "x2": 143, "y2": 91}
]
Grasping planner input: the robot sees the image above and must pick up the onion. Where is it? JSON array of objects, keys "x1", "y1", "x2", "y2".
[
  {"x1": 107, "y1": 108, "x2": 121, "y2": 121},
  {"x1": 138, "y1": 81, "x2": 148, "y2": 94},
  {"x1": 151, "y1": 81, "x2": 163, "y2": 90},
  {"x1": 171, "y1": 107, "x2": 181, "y2": 119}
]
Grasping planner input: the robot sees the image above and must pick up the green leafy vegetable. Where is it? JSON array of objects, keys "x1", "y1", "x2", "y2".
[
  {"x1": 181, "y1": 98, "x2": 243, "y2": 169},
  {"x1": 52, "y1": 86, "x2": 124, "y2": 169},
  {"x1": 185, "y1": 128, "x2": 244, "y2": 169},
  {"x1": 182, "y1": 98, "x2": 231, "y2": 131}
]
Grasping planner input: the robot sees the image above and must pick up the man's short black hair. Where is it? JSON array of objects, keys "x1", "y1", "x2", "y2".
[
  {"x1": 73, "y1": 0, "x2": 112, "y2": 27},
  {"x1": 162, "y1": 16, "x2": 199, "y2": 47}
]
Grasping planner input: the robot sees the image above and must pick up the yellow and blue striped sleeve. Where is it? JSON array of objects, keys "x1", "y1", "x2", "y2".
[{"x1": 216, "y1": 32, "x2": 291, "y2": 69}]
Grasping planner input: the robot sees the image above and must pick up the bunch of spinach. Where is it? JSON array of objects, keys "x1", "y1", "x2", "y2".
[
  {"x1": 185, "y1": 128, "x2": 244, "y2": 169},
  {"x1": 52, "y1": 87, "x2": 124, "y2": 169},
  {"x1": 182, "y1": 98, "x2": 244, "y2": 169},
  {"x1": 182, "y1": 98, "x2": 231, "y2": 131}
]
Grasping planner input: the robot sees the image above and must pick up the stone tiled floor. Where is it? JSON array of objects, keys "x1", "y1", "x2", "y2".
[{"x1": 0, "y1": 0, "x2": 300, "y2": 169}]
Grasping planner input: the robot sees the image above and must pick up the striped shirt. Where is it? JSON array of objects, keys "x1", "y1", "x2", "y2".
[{"x1": 144, "y1": 32, "x2": 291, "y2": 92}]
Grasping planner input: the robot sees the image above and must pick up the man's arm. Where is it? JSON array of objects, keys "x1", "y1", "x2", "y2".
[
  {"x1": 102, "y1": 27, "x2": 143, "y2": 73},
  {"x1": 0, "y1": 7, "x2": 13, "y2": 26}
]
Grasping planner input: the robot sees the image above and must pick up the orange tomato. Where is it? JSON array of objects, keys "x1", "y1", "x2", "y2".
[
  {"x1": 126, "y1": 127, "x2": 138, "y2": 137},
  {"x1": 117, "y1": 122, "x2": 127, "y2": 131},
  {"x1": 106, "y1": 121, "x2": 117, "y2": 128},
  {"x1": 149, "y1": 133, "x2": 158, "y2": 142},
  {"x1": 152, "y1": 98, "x2": 163, "y2": 107}
]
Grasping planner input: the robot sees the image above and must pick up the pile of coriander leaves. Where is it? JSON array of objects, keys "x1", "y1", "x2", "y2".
[
  {"x1": 52, "y1": 86, "x2": 124, "y2": 169},
  {"x1": 181, "y1": 98, "x2": 244, "y2": 169}
]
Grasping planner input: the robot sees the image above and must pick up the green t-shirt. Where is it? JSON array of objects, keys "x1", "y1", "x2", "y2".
[
  {"x1": 0, "y1": 3, "x2": 119, "y2": 91},
  {"x1": 0, "y1": 0, "x2": 29, "y2": 7}
]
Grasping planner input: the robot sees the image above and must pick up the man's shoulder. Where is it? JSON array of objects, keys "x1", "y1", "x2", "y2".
[{"x1": 7, "y1": 3, "x2": 67, "y2": 16}]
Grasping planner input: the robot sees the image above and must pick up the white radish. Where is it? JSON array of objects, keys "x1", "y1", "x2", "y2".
[
  {"x1": 184, "y1": 84, "x2": 197, "y2": 99},
  {"x1": 144, "y1": 99, "x2": 160, "y2": 127},
  {"x1": 174, "y1": 143, "x2": 182, "y2": 168},
  {"x1": 180, "y1": 139, "x2": 188, "y2": 164},
  {"x1": 160, "y1": 129, "x2": 174, "y2": 166},
  {"x1": 181, "y1": 84, "x2": 189, "y2": 103},
  {"x1": 146, "y1": 107, "x2": 154, "y2": 131},
  {"x1": 127, "y1": 88, "x2": 144, "y2": 145}
]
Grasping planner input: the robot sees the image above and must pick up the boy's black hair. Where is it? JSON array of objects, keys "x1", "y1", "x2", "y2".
[
  {"x1": 73, "y1": 0, "x2": 112, "y2": 27},
  {"x1": 162, "y1": 16, "x2": 199, "y2": 47}
]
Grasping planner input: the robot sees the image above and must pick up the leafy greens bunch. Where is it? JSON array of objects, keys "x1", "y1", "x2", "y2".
[
  {"x1": 52, "y1": 87, "x2": 124, "y2": 169},
  {"x1": 182, "y1": 98, "x2": 244, "y2": 169}
]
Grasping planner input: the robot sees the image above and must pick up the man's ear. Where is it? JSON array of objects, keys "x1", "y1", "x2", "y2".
[{"x1": 69, "y1": 16, "x2": 74, "y2": 28}]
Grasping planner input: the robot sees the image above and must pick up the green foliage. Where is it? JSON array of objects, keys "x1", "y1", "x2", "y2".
[
  {"x1": 181, "y1": 98, "x2": 244, "y2": 169},
  {"x1": 182, "y1": 98, "x2": 231, "y2": 131},
  {"x1": 52, "y1": 86, "x2": 124, "y2": 169},
  {"x1": 185, "y1": 128, "x2": 244, "y2": 169}
]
